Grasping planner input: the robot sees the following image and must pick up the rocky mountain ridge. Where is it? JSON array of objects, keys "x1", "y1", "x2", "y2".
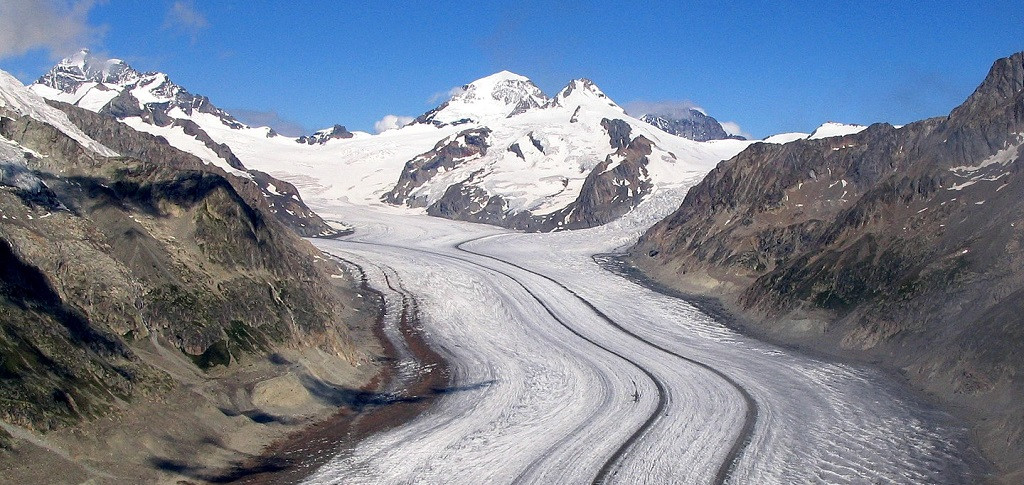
[
  {"x1": 630, "y1": 51, "x2": 1024, "y2": 482},
  {"x1": 297, "y1": 124, "x2": 354, "y2": 145},
  {"x1": 30, "y1": 50, "x2": 343, "y2": 237}
]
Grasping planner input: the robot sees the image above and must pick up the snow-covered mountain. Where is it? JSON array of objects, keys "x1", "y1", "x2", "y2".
[
  {"x1": 379, "y1": 74, "x2": 758, "y2": 230},
  {"x1": 30, "y1": 49, "x2": 344, "y2": 237},
  {"x1": 33, "y1": 50, "x2": 245, "y2": 132},
  {"x1": 30, "y1": 51, "x2": 762, "y2": 231},
  {"x1": 413, "y1": 71, "x2": 550, "y2": 127}
]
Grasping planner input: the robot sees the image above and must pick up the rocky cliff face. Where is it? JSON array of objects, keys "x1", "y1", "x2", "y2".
[
  {"x1": 542, "y1": 120, "x2": 654, "y2": 230},
  {"x1": 384, "y1": 128, "x2": 492, "y2": 207},
  {"x1": 0, "y1": 91, "x2": 369, "y2": 439},
  {"x1": 630, "y1": 51, "x2": 1024, "y2": 480}
]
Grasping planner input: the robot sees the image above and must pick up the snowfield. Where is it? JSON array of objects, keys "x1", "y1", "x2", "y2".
[{"x1": 299, "y1": 194, "x2": 977, "y2": 484}]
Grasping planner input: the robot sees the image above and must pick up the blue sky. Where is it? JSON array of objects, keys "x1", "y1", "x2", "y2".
[{"x1": 1, "y1": 1, "x2": 1022, "y2": 138}]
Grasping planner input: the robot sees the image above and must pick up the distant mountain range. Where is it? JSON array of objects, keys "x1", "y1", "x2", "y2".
[{"x1": 31, "y1": 50, "x2": 862, "y2": 232}]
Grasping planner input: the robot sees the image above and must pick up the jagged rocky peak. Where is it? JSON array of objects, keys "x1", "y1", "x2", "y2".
[
  {"x1": 952, "y1": 51, "x2": 1024, "y2": 119},
  {"x1": 31, "y1": 50, "x2": 245, "y2": 130},
  {"x1": 35, "y1": 49, "x2": 141, "y2": 93},
  {"x1": 640, "y1": 109, "x2": 744, "y2": 142},
  {"x1": 297, "y1": 124, "x2": 354, "y2": 145},
  {"x1": 414, "y1": 70, "x2": 549, "y2": 126}
]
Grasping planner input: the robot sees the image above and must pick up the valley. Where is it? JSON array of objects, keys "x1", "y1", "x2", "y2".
[
  {"x1": 2, "y1": 36, "x2": 1022, "y2": 484},
  {"x1": 291, "y1": 201, "x2": 980, "y2": 483}
]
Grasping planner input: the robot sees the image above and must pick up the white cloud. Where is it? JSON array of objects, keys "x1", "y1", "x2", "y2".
[
  {"x1": 428, "y1": 85, "x2": 466, "y2": 104},
  {"x1": 623, "y1": 100, "x2": 705, "y2": 119},
  {"x1": 374, "y1": 114, "x2": 414, "y2": 133},
  {"x1": 163, "y1": 1, "x2": 208, "y2": 41},
  {"x1": 0, "y1": 0, "x2": 104, "y2": 60},
  {"x1": 719, "y1": 121, "x2": 752, "y2": 139}
]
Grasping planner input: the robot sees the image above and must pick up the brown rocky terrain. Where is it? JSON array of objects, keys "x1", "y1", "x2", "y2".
[
  {"x1": 629, "y1": 51, "x2": 1024, "y2": 483},
  {"x1": 0, "y1": 84, "x2": 381, "y2": 482}
]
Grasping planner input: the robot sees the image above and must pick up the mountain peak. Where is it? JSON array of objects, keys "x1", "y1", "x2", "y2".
[
  {"x1": 414, "y1": 70, "x2": 549, "y2": 126},
  {"x1": 546, "y1": 78, "x2": 619, "y2": 111},
  {"x1": 452, "y1": 70, "x2": 545, "y2": 105},
  {"x1": 951, "y1": 50, "x2": 1024, "y2": 119},
  {"x1": 31, "y1": 51, "x2": 247, "y2": 132},
  {"x1": 466, "y1": 70, "x2": 530, "y2": 85},
  {"x1": 558, "y1": 78, "x2": 602, "y2": 97},
  {"x1": 37, "y1": 48, "x2": 139, "y2": 93}
]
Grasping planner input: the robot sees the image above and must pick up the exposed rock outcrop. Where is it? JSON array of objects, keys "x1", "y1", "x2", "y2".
[
  {"x1": 547, "y1": 134, "x2": 654, "y2": 230},
  {"x1": 383, "y1": 128, "x2": 491, "y2": 207}
]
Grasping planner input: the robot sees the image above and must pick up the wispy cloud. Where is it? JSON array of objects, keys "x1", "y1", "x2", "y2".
[
  {"x1": 428, "y1": 85, "x2": 466, "y2": 105},
  {"x1": 229, "y1": 108, "x2": 308, "y2": 137},
  {"x1": 374, "y1": 114, "x2": 414, "y2": 133},
  {"x1": 0, "y1": 0, "x2": 105, "y2": 60},
  {"x1": 163, "y1": 1, "x2": 208, "y2": 42},
  {"x1": 719, "y1": 121, "x2": 752, "y2": 139},
  {"x1": 623, "y1": 100, "x2": 705, "y2": 119}
]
